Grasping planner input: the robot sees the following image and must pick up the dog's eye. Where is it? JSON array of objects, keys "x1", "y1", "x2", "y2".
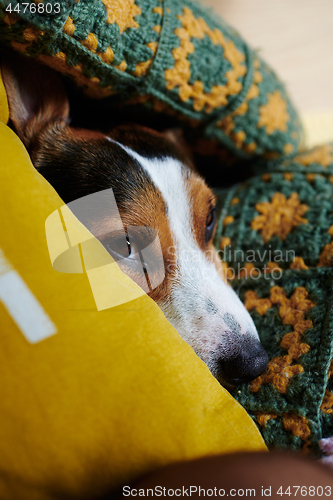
[
  {"x1": 205, "y1": 208, "x2": 216, "y2": 242},
  {"x1": 126, "y1": 236, "x2": 139, "y2": 259},
  {"x1": 104, "y1": 235, "x2": 139, "y2": 260}
]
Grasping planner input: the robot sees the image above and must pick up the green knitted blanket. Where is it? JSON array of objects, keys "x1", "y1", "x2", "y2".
[
  {"x1": 215, "y1": 144, "x2": 333, "y2": 456},
  {"x1": 0, "y1": 0, "x2": 302, "y2": 160}
]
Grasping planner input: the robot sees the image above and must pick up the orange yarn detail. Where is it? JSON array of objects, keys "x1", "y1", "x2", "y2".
[
  {"x1": 318, "y1": 226, "x2": 333, "y2": 267},
  {"x1": 230, "y1": 197, "x2": 240, "y2": 205},
  {"x1": 11, "y1": 25, "x2": 45, "y2": 52},
  {"x1": 3, "y1": 13, "x2": 19, "y2": 25},
  {"x1": 245, "y1": 286, "x2": 315, "y2": 394},
  {"x1": 283, "y1": 173, "x2": 293, "y2": 181},
  {"x1": 165, "y1": 7, "x2": 246, "y2": 113},
  {"x1": 258, "y1": 90, "x2": 290, "y2": 134},
  {"x1": 223, "y1": 215, "x2": 234, "y2": 226},
  {"x1": 289, "y1": 257, "x2": 309, "y2": 270},
  {"x1": 328, "y1": 359, "x2": 333, "y2": 379},
  {"x1": 318, "y1": 242, "x2": 333, "y2": 267},
  {"x1": 321, "y1": 390, "x2": 333, "y2": 414},
  {"x1": 306, "y1": 173, "x2": 316, "y2": 183},
  {"x1": 102, "y1": 0, "x2": 141, "y2": 33},
  {"x1": 256, "y1": 412, "x2": 277, "y2": 426},
  {"x1": 265, "y1": 262, "x2": 282, "y2": 274},
  {"x1": 262, "y1": 174, "x2": 271, "y2": 182},
  {"x1": 238, "y1": 263, "x2": 259, "y2": 278},
  {"x1": 256, "y1": 412, "x2": 311, "y2": 454},
  {"x1": 282, "y1": 414, "x2": 311, "y2": 454},
  {"x1": 251, "y1": 192, "x2": 309, "y2": 243},
  {"x1": 23, "y1": 26, "x2": 44, "y2": 42}
]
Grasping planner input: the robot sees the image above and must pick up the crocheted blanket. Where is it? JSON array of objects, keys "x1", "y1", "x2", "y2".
[
  {"x1": 215, "y1": 144, "x2": 333, "y2": 457},
  {"x1": 0, "y1": 0, "x2": 302, "y2": 161}
]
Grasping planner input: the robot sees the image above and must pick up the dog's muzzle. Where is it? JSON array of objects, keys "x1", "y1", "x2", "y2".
[{"x1": 218, "y1": 336, "x2": 269, "y2": 385}]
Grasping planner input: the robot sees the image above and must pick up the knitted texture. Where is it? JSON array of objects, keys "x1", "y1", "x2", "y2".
[
  {"x1": 0, "y1": 0, "x2": 302, "y2": 160},
  {"x1": 214, "y1": 149, "x2": 333, "y2": 456}
]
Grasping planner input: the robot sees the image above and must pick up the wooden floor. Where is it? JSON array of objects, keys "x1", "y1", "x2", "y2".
[{"x1": 201, "y1": 0, "x2": 333, "y2": 146}]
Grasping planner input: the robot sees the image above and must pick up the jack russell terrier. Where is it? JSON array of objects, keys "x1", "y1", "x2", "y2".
[{"x1": 1, "y1": 53, "x2": 269, "y2": 386}]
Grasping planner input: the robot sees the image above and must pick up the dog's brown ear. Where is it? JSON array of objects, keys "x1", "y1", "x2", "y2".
[
  {"x1": 1, "y1": 52, "x2": 69, "y2": 148},
  {"x1": 163, "y1": 128, "x2": 196, "y2": 169}
]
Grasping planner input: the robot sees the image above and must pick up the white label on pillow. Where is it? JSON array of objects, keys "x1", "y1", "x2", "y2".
[{"x1": 0, "y1": 248, "x2": 57, "y2": 343}]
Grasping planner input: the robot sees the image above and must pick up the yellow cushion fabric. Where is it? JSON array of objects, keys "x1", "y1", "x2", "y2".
[
  {"x1": 0, "y1": 67, "x2": 8, "y2": 124},
  {"x1": 0, "y1": 83, "x2": 266, "y2": 499}
]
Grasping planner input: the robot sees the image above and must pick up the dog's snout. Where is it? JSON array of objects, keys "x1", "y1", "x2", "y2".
[{"x1": 219, "y1": 338, "x2": 269, "y2": 385}]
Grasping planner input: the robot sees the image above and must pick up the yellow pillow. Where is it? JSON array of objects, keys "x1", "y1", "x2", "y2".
[{"x1": 0, "y1": 75, "x2": 266, "y2": 500}]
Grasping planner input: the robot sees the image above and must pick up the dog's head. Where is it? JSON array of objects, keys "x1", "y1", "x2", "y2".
[{"x1": 1, "y1": 54, "x2": 268, "y2": 385}]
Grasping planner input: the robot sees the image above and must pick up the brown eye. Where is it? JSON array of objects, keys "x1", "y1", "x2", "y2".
[{"x1": 206, "y1": 207, "x2": 216, "y2": 242}]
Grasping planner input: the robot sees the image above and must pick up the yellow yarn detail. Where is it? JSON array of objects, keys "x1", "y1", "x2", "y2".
[
  {"x1": 102, "y1": 0, "x2": 141, "y2": 33},
  {"x1": 258, "y1": 90, "x2": 290, "y2": 134},
  {"x1": 63, "y1": 17, "x2": 75, "y2": 36},
  {"x1": 251, "y1": 192, "x2": 309, "y2": 243},
  {"x1": 165, "y1": 7, "x2": 246, "y2": 113},
  {"x1": 81, "y1": 33, "x2": 98, "y2": 52},
  {"x1": 223, "y1": 215, "x2": 234, "y2": 226},
  {"x1": 294, "y1": 144, "x2": 333, "y2": 168},
  {"x1": 98, "y1": 47, "x2": 115, "y2": 65},
  {"x1": 152, "y1": 6, "x2": 163, "y2": 15},
  {"x1": 216, "y1": 61, "x2": 261, "y2": 152},
  {"x1": 219, "y1": 237, "x2": 231, "y2": 249},
  {"x1": 284, "y1": 143, "x2": 294, "y2": 154},
  {"x1": 114, "y1": 61, "x2": 127, "y2": 72},
  {"x1": 133, "y1": 42, "x2": 158, "y2": 76}
]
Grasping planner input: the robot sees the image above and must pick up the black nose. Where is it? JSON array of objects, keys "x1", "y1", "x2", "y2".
[{"x1": 218, "y1": 338, "x2": 269, "y2": 385}]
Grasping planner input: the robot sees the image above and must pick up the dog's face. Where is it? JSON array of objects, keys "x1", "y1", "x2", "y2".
[{"x1": 2, "y1": 55, "x2": 268, "y2": 385}]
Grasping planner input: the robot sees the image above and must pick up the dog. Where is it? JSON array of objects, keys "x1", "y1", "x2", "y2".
[{"x1": 1, "y1": 54, "x2": 269, "y2": 386}]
